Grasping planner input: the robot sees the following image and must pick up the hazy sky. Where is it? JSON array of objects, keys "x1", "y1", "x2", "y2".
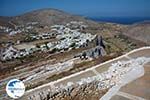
[{"x1": 0, "y1": 0, "x2": 150, "y2": 17}]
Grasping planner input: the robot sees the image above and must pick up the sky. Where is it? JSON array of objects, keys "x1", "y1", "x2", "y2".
[{"x1": 0, "y1": 0, "x2": 150, "y2": 17}]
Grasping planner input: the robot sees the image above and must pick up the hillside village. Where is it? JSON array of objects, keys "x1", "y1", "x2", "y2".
[{"x1": 0, "y1": 21, "x2": 107, "y2": 61}]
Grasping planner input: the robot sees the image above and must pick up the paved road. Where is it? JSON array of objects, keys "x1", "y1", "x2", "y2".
[{"x1": 19, "y1": 46, "x2": 150, "y2": 100}]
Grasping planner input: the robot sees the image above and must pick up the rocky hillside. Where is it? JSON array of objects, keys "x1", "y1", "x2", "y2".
[
  {"x1": 0, "y1": 8, "x2": 97, "y2": 27},
  {"x1": 0, "y1": 8, "x2": 148, "y2": 64},
  {"x1": 123, "y1": 22, "x2": 150, "y2": 45},
  {"x1": 0, "y1": 8, "x2": 149, "y2": 44}
]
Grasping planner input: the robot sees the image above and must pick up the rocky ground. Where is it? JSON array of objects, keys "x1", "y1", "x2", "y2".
[
  {"x1": 21, "y1": 55, "x2": 150, "y2": 100},
  {"x1": 27, "y1": 81, "x2": 108, "y2": 100}
]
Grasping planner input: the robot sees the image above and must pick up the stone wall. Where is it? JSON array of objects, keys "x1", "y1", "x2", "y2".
[{"x1": 27, "y1": 81, "x2": 109, "y2": 100}]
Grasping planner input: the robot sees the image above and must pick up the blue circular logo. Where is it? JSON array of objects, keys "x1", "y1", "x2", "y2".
[{"x1": 6, "y1": 79, "x2": 25, "y2": 99}]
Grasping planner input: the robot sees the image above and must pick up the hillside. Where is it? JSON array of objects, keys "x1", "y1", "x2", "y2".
[
  {"x1": 8, "y1": 8, "x2": 97, "y2": 26},
  {"x1": 0, "y1": 8, "x2": 149, "y2": 43},
  {"x1": 0, "y1": 8, "x2": 148, "y2": 69},
  {"x1": 123, "y1": 22, "x2": 150, "y2": 45}
]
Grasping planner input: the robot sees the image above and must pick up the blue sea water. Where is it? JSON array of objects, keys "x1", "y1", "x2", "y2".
[{"x1": 88, "y1": 17, "x2": 150, "y2": 24}]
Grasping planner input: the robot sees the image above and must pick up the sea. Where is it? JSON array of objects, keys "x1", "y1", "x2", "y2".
[{"x1": 88, "y1": 17, "x2": 150, "y2": 25}]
